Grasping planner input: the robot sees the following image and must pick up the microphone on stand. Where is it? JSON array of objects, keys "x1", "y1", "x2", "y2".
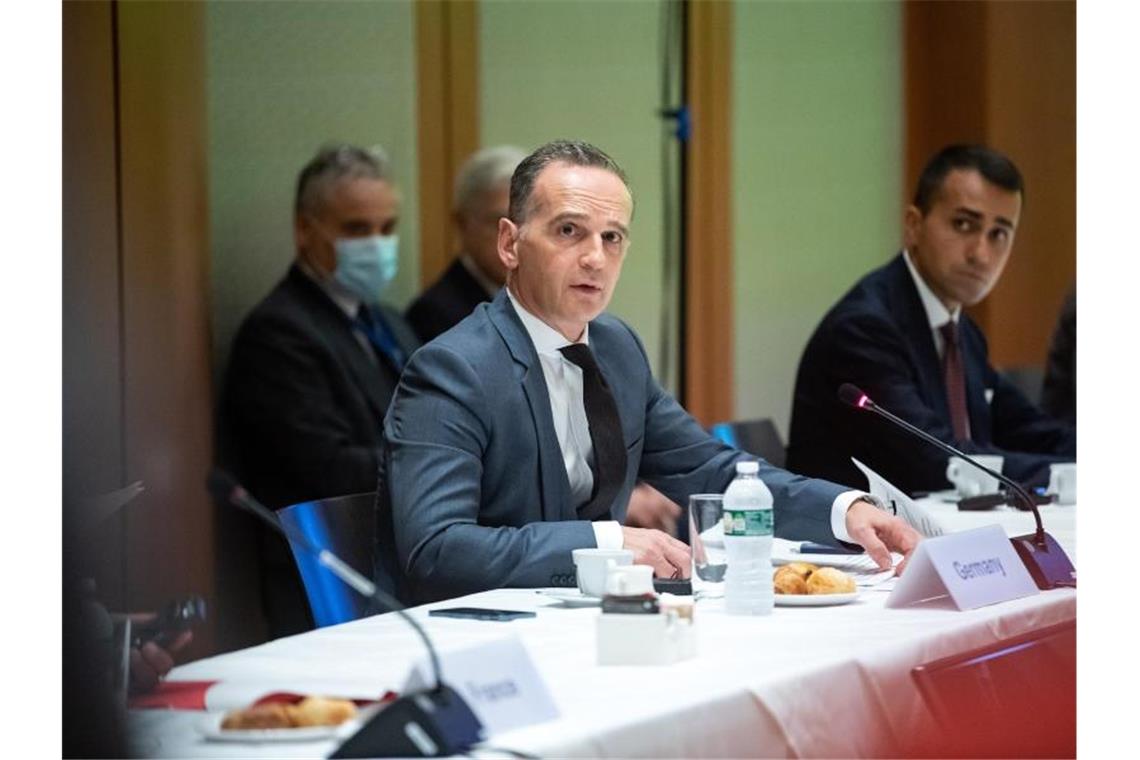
[
  {"x1": 837, "y1": 384, "x2": 1076, "y2": 590},
  {"x1": 207, "y1": 470, "x2": 484, "y2": 757}
]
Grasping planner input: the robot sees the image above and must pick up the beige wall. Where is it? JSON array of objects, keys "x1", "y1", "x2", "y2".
[
  {"x1": 479, "y1": 0, "x2": 672, "y2": 381},
  {"x1": 732, "y1": 0, "x2": 904, "y2": 434}
]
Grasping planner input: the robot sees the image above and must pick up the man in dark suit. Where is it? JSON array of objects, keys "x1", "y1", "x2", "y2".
[
  {"x1": 376, "y1": 140, "x2": 919, "y2": 603},
  {"x1": 787, "y1": 144, "x2": 1076, "y2": 495},
  {"x1": 405, "y1": 145, "x2": 525, "y2": 343},
  {"x1": 220, "y1": 144, "x2": 420, "y2": 636}
]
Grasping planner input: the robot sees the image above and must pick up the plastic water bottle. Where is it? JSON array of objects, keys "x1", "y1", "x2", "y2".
[{"x1": 722, "y1": 460, "x2": 775, "y2": 615}]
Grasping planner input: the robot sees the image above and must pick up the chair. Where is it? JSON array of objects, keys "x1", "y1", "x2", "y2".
[
  {"x1": 277, "y1": 491, "x2": 386, "y2": 628},
  {"x1": 709, "y1": 417, "x2": 786, "y2": 467},
  {"x1": 910, "y1": 619, "x2": 1075, "y2": 758}
]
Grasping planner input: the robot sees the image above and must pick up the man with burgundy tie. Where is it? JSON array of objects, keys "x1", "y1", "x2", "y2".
[
  {"x1": 376, "y1": 140, "x2": 919, "y2": 604},
  {"x1": 220, "y1": 144, "x2": 420, "y2": 636},
  {"x1": 787, "y1": 144, "x2": 1076, "y2": 495}
]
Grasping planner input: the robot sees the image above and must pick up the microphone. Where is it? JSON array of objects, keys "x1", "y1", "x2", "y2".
[
  {"x1": 207, "y1": 470, "x2": 484, "y2": 757},
  {"x1": 837, "y1": 384, "x2": 1076, "y2": 590}
]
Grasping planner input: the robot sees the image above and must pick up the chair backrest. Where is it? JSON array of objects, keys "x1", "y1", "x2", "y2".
[
  {"x1": 709, "y1": 418, "x2": 786, "y2": 468},
  {"x1": 277, "y1": 491, "x2": 381, "y2": 628},
  {"x1": 911, "y1": 619, "x2": 1075, "y2": 758}
]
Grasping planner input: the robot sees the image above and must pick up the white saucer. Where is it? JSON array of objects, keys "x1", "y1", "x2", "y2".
[
  {"x1": 538, "y1": 589, "x2": 601, "y2": 607},
  {"x1": 774, "y1": 592, "x2": 858, "y2": 607}
]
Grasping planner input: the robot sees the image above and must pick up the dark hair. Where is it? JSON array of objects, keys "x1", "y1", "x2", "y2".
[
  {"x1": 912, "y1": 144, "x2": 1024, "y2": 213},
  {"x1": 508, "y1": 140, "x2": 631, "y2": 223},
  {"x1": 294, "y1": 143, "x2": 391, "y2": 216}
]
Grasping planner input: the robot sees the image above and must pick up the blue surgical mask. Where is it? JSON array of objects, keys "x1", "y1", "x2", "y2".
[{"x1": 333, "y1": 235, "x2": 399, "y2": 304}]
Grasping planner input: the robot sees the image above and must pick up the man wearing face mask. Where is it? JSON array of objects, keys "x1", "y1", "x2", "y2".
[{"x1": 219, "y1": 143, "x2": 420, "y2": 637}]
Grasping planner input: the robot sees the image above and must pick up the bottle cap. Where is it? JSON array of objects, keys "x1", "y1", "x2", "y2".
[{"x1": 735, "y1": 460, "x2": 759, "y2": 475}]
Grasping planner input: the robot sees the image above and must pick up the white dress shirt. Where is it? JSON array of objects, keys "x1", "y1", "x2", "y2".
[
  {"x1": 505, "y1": 287, "x2": 624, "y2": 549},
  {"x1": 902, "y1": 249, "x2": 962, "y2": 359},
  {"x1": 505, "y1": 288, "x2": 866, "y2": 549}
]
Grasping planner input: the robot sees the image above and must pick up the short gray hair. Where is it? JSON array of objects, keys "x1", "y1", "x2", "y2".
[
  {"x1": 453, "y1": 145, "x2": 527, "y2": 216},
  {"x1": 295, "y1": 143, "x2": 392, "y2": 216},
  {"x1": 509, "y1": 140, "x2": 631, "y2": 224}
]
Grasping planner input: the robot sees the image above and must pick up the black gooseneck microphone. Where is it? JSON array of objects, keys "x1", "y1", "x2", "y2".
[
  {"x1": 207, "y1": 470, "x2": 484, "y2": 757},
  {"x1": 837, "y1": 384, "x2": 1076, "y2": 590}
]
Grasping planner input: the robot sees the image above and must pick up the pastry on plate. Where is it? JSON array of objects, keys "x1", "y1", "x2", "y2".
[
  {"x1": 220, "y1": 696, "x2": 357, "y2": 730},
  {"x1": 290, "y1": 696, "x2": 358, "y2": 727},
  {"x1": 806, "y1": 566, "x2": 857, "y2": 595},
  {"x1": 221, "y1": 703, "x2": 293, "y2": 730},
  {"x1": 773, "y1": 566, "x2": 809, "y2": 595}
]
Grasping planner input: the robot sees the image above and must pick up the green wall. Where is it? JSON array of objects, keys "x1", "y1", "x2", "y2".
[
  {"x1": 732, "y1": 0, "x2": 903, "y2": 434},
  {"x1": 207, "y1": 0, "x2": 420, "y2": 373},
  {"x1": 480, "y1": 0, "x2": 671, "y2": 381}
]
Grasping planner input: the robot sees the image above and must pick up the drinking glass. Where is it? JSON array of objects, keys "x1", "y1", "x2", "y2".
[{"x1": 689, "y1": 494, "x2": 727, "y2": 599}]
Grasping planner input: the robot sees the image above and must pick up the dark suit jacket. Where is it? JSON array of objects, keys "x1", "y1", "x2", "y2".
[
  {"x1": 405, "y1": 258, "x2": 494, "y2": 343},
  {"x1": 376, "y1": 290, "x2": 849, "y2": 604},
  {"x1": 787, "y1": 253, "x2": 1076, "y2": 494},
  {"x1": 219, "y1": 263, "x2": 419, "y2": 636}
]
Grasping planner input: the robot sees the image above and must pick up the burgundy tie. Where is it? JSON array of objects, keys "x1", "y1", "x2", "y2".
[{"x1": 940, "y1": 321, "x2": 971, "y2": 441}]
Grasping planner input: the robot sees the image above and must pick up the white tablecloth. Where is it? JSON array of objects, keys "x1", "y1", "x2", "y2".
[{"x1": 129, "y1": 502, "x2": 1076, "y2": 758}]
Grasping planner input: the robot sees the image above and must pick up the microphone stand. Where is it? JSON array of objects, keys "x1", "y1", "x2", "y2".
[
  {"x1": 207, "y1": 471, "x2": 484, "y2": 757},
  {"x1": 840, "y1": 388, "x2": 1076, "y2": 590}
]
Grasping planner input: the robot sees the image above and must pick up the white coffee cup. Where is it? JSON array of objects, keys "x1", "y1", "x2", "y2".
[
  {"x1": 1046, "y1": 463, "x2": 1077, "y2": 505},
  {"x1": 945, "y1": 455, "x2": 1005, "y2": 497},
  {"x1": 572, "y1": 548, "x2": 633, "y2": 598},
  {"x1": 604, "y1": 564, "x2": 655, "y2": 597}
]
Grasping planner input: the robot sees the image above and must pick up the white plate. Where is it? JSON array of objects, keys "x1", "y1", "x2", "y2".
[
  {"x1": 538, "y1": 588, "x2": 601, "y2": 607},
  {"x1": 197, "y1": 712, "x2": 359, "y2": 743},
  {"x1": 774, "y1": 592, "x2": 858, "y2": 607}
]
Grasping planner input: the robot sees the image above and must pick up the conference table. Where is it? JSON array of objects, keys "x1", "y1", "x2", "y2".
[{"x1": 128, "y1": 498, "x2": 1076, "y2": 758}]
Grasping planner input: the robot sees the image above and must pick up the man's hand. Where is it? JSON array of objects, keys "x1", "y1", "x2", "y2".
[
  {"x1": 624, "y1": 483, "x2": 682, "y2": 536},
  {"x1": 621, "y1": 526, "x2": 691, "y2": 578},
  {"x1": 845, "y1": 499, "x2": 921, "y2": 574},
  {"x1": 127, "y1": 613, "x2": 194, "y2": 695}
]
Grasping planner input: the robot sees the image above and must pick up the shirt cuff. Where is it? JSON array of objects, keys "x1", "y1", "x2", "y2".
[
  {"x1": 593, "y1": 520, "x2": 624, "y2": 551},
  {"x1": 830, "y1": 490, "x2": 875, "y2": 544}
]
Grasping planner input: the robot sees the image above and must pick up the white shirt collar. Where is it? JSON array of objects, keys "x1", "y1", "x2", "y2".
[
  {"x1": 297, "y1": 258, "x2": 362, "y2": 318},
  {"x1": 459, "y1": 254, "x2": 502, "y2": 298},
  {"x1": 505, "y1": 285, "x2": 590, "y2": 354},
  {"x1": 902, "y1": 249, "x2": 960, "y2": 330}
]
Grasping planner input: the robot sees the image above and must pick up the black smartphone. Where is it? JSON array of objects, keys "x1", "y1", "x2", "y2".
[{"x1": 429, "y1": 607, "x2": 537, "y2": 622}]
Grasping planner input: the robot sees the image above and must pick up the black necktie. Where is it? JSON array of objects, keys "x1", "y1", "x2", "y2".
[
  {"x1": 559, "y1": 343, "x2": 628, "y2": 521},
  {"x1": 354, "y1": 306, "x2": 407, "y2": 373},
  {"x1": 940, "y1": 321, "x2": 971, "y2": 441}
]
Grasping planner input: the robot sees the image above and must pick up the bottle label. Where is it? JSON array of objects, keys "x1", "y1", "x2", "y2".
[{"x1": 723, "y1": 509, "x2": 774, "y2": 537}]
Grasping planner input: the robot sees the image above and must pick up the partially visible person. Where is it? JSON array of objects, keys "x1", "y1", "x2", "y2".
[
  {"x1": 788, "y1": 144, "x2": 1076, "y2": 495},
  {"x1": 1041, "y1": 287, "x2": 1076, "y2": 426},
  {"x1": 377, "y1": 140, "x2": 920, "y2": 604},
  {"x1": 406, "y1": 143, "x2": 683, "y2": 534},
  {"x1": 128, "y1": 613, "x2": 194, "y2": 694},
  {"x1": 406, "y1": 145, "x2": 526, "y2": 343},
  {"x1": 219, "y1": 144, "x2": 420, "y2": 637}
]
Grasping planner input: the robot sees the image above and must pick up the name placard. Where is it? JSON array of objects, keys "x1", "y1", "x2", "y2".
[
  {"x1": 886, "y1": 524, "x2": 1038, "y2": 610},
  {"x1": 404, "y1": 636, "x2": 560, "y2": 737}
]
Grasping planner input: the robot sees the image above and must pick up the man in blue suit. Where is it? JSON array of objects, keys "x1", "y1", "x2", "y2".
[
  {"x1": 376, "y1": 140, "x2": 919, "y2": 603},
  {"x1": 787, "y1": 144, "x2": 1076, "y2": 495}
]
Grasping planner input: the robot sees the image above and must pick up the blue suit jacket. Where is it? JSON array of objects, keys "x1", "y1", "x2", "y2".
[
  {"x1": 787, "y1": 253, "x2": 1076, "y2": 494},
  {"x1": 375, "y1": 290, "x2": 849, "y2": 603}
]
